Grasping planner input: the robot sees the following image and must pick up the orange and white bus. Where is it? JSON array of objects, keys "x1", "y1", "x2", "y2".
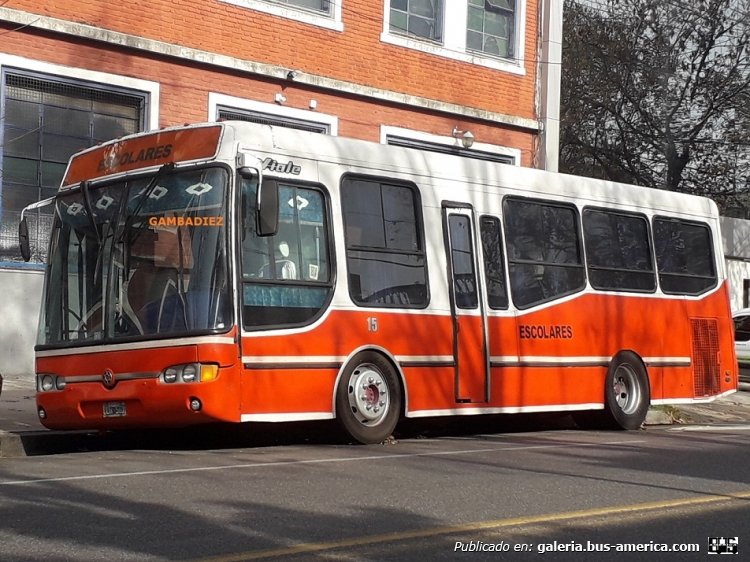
[{"x1": 21, "y1": 122, "x2": 737, "y2": 443}]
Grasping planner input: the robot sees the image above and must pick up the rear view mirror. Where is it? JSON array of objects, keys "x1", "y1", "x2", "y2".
[
  {"x1": 257, "y1": 179, "x2": 279, "y2": 237},
  {"x1": 17, "y1": 197, "x2": 55, "y2": 263},
  {"x1": 18, "y1": 217, "x2": 31, "y2": 262}
]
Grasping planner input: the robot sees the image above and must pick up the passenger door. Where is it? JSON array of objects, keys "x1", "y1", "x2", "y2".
[{"x1": 442, "y1": 204, "x2": 489, "y2": 402}]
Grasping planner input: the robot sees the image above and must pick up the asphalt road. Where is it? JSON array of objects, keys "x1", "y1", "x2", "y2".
[{"x1": 1, "y1": 422, "x2": 748, "y2": 561}]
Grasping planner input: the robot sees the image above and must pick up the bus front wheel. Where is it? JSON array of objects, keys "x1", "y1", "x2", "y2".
[
  {"x1": 336, "y1": 352, "x2": 402, "y2": 444},
  {"x1": 603, "y1": 351, "x2": 650, "y2": 430}
]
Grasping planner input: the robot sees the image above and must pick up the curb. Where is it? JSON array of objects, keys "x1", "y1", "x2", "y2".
[
  {"x1": 0, "y1": 429, "x2": 98, "y2": 458},
  {"x1": 645, "y1": 407, "x2": 678, "y2": 425},
  {"x1": 0, "y1": 430, "x2": 26, "y2": 458}
]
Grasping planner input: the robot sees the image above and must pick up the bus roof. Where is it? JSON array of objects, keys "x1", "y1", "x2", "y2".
[
  {"x1": 60, "y1": 120, "x2": 719, "y2": 220},
  {"x1": 222, "y1": 121, "x2": 718, "y2": 220}
]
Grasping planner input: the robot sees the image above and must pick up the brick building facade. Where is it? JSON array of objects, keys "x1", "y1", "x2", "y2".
[{"x1": 0, "y1": 0, "x2": 562, "y2": 375}]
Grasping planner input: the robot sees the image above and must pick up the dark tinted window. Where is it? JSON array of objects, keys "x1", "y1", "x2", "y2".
[
  {"x1": 480, "y1": 216, "x2": 508, "y2": 309},
  {"x1": 342, "y1": 177, "x2": 427, "y2": 307},
  {"x1": 583, "y1": 209, "x2": 655, "y2": 292},
  {"x1": 653, "y1": 218, "x2": 716, "y2": 295},
  {"x1": 504, "y1": 198, "x2": 585, "y2": 309},
  {"x1": 734, "y1": 315, "x2": 750, "y2": 342},
  {"x1": 448, "y1": 214, "x2": 478, "y2": 309}
]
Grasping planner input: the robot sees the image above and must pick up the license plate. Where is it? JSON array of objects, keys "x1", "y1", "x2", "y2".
[{"x1": 103, "y1": 401, "x2": 127, "y2": 417}]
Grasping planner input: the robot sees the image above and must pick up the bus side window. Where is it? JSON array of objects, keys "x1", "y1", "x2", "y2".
[
  {"x1": 448, "y1": 214, "x2": 478, "y2": 309},
  {"x1": 480, "y1": 216, "x2": 508, "y2": 309},
  {"x1": 239, "y1": 178, "x2": 332, "y2": 329},
  {"x1": 653, "y1": 217, "x2": 717, "y2": 295},
  {"x1": 504, "y1": 198, "x2": 585, "y2": 309},
  {"x1": 341, "y1": 177, "x2": 428, "y2": 308},
  {"x1": 583, "y1": 208, "x2": 655, "y2": 292}
]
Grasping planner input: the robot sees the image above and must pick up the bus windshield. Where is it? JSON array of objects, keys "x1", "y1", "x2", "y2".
[{"x1": 40, "y1": 166, "x2": 230, "y2": 346}]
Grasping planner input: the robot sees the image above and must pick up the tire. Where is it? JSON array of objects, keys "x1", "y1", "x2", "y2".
[
  {"x1": 335, "y1": 351, "x2": 402, "y2": 444},
  {"x1": 603, "y1": 351, "x2": 650, "y2": 430}
]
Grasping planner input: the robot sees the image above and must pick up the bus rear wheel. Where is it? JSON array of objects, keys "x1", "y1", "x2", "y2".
[
  {"x1": 573, "y1": 351, "x2": 650, "y2": 430},
  {"x1": 336, "y1": 351, "x2": 402, "y2": 444},
  {"x1": 603, "y1": 351, "x2": 650, "y2": 430}
]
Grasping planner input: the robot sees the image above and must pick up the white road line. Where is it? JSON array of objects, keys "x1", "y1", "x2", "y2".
[
  {"x1": 0, "y1": 439, "x2": 645, "y2": 486},
  {"x1": 667, "y1": 424, "x2": 750, "y2": 432}
]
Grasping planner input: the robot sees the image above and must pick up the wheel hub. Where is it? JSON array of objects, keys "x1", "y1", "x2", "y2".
[
  {"x1": 347, "y1": 365, "x2": 389, "y2": 425},
  {"x1": 613, "y1": 365, "x2": 640, "y2": 415}
]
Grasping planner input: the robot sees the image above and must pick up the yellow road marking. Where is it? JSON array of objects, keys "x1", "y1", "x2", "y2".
[{"x1": 195, "y1": 490, "x2": 750, "y2": 561}]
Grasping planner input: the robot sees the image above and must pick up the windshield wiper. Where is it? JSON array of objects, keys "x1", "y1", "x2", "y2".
[
  {"x1": 79, "y1": 179, "x2": 112, "y2": 289},
  {"x1": 119, "y1": 162, "x2": 175, "y2": 243},
  {"x1": 80, "y1": 179, "x2": 102, "y2": 245}
]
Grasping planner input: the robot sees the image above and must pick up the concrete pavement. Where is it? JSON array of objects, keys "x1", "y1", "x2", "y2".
[{"x1": 1, "y1": 372, "x2": 749, "y2": 457}]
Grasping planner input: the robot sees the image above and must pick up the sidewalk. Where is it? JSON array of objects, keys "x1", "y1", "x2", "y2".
[
  {"x1": 0, "y1": 372, "x2": 39, "y2": 432},
  {"x1": 647, "y1": 383, "x2": 750, "y2": 425},
  {"x1": 1, "y1": 372, "x2": 749, "y2": 457}
]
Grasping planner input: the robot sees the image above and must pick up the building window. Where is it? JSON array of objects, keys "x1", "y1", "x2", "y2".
[
  {"x1": 267, "y1": 0, "x2": 331, "y2": 15},
  {"x1": 219, "y1": 0, "x2": 343, "y2": 31},
  {"x1": 209, "y1": 94, "x2": 338, "y2": 135},
  {"x1": 387, "y1": 135, "x2": 515, "y2": 164},
  {"x1": 390, "y1": 0, "x2": 443, "y2": 41},
  {"x1": 381, "y1": 0, "x2": 524, "y2": 73},
  {"x1": 0, "y1": 70, "x2": 146, "y2": 264},
  {"x1": 381, "y1": 126, "x2": 520, "y2": 165},
  {"x1": 466, "y1": 0, "x2": 515, "y2": 59},
  {"x1": 217, "y1": 107, "x2": 330, "y2": 134}
]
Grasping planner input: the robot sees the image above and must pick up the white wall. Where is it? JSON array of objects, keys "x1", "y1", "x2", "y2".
[
  {"x1": 0, "y1": 269, "x2": 44, "y2": 377},
  {"x1": 726, "y1": 259, "x2": 750, "y2": 311},
  {"x1": 721, "y1": 216, "x2": 750, "y2": 311}
]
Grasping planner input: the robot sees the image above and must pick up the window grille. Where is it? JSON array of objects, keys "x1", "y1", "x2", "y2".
[
  {"x1": 217, "y1": 107, "x2": 330, "y2": 134},
  {"x1": 0, "y1": 71, "x2": 146, "y2": 264},
  {"x1": 386, "y1": 135, "x2": 515, "y2": 164}
]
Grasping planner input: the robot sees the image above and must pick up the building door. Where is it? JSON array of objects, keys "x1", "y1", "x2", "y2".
[{"x1": 442, "y1": 205, "x2": 489, "y2": 402}]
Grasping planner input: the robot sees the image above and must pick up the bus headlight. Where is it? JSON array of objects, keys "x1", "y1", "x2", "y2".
[
  {"x1": 37, "y1": 374, "x2": 67, "y2": 392},
  {"x1": 38, "y1": 374, "x2": 55, "y2": 392},
  {"x1": 163, "y1": 367, "x2": 179, "y2": 384},
  {"x1": 181, "y1": 364, "x2": 197, "y2": 383},
  {"x1": 160, "y1": 363, "x2": 218, "y2": 384}
]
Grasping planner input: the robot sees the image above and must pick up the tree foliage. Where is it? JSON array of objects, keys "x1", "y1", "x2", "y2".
[{"x1": 560, "y1": 0, "x2": 750, "y2": 214}]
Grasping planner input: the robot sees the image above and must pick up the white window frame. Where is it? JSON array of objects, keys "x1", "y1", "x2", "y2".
[
  {"x1": 219, "y1": 0, "x2": 343, "y2": 32},
  {"x1": 0, "y1": 54, "x2": 159, "y2": 128},
  {"x1": 381, "y1": 0, "x2": 526, "y2": 75},
  {"x1": 0, "y1": 55, "x2": 159, "y2": 268},
  {"x1": 208, "y1": 93, "x2": 339, "y2": 135},
  {"x1": 380, "y1": 125, "x2": 521, "y2": 165}
]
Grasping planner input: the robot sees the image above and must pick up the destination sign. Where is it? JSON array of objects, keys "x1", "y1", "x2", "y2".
[{"x1": 62, "y1": 125, "x2": 223, "y2": 188}]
